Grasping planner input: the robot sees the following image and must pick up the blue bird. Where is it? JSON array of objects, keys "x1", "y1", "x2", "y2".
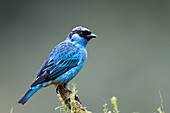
[{"x1": 18, "y1": 26, "x2": 96, "y2": 105}]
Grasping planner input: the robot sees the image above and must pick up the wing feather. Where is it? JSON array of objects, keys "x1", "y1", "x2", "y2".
[{"x1": 31, "y1": 43, "x2": 80, "y2": 87}]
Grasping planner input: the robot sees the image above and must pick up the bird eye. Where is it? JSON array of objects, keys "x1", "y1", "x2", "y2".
[
  {"x1": 78, "y1": 30, "x2": 91, "y2": 37},
  {"x1": 79, "y1": 31, "x2": 83, "y2": 35},
  {"x1": 83, "y1": 30, "x2": 91, "y2": 35}
]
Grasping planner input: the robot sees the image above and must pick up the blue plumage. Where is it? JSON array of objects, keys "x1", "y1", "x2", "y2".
[{"x1": 18, "y1": 26, "x2": 96, "y2": 105}]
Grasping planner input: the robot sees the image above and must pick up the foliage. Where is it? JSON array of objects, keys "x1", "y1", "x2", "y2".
[
  {"x1": 10, "y1": 107, "x2": 13, "y2": 113},
  {"x1": 55, "y1": 84, "x2": 165, "y2": 113},
  {"x1": 10, "y1": 84, "x2": 165, "y2": 113},
  {"x1": 157, "y1": 91, "x2": 165, "y2": 113},
  {"x1": 111, "y1": 97, "x2": 119, "y2": 113}
]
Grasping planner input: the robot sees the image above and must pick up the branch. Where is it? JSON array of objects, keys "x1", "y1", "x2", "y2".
[{"x1": 56, "y1": 83, "x2": 92, "y2": 113}]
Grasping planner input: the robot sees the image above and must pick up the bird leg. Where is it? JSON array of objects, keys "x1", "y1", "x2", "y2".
[
  {"x1": 56, "y1": 84, "x2": 72, "y2": 101},
  {"x1": 56, "y1": 83, "x2": 81, "y2": 104}
]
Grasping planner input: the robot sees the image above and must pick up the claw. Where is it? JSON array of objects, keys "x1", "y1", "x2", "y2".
[
  {"x1": 56, "y1": 85, "x2": 60, "y2": 94},
  {"x1": 75, "y1": 95, "x2": 81, "y2": 104},
  {"x1": 65, "y1": 95, "x2": 81, "y2": 104}
]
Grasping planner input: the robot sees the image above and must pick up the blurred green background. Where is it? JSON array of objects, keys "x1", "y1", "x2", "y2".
[{"x1": 1, "y1": 0, "x2": 170, "y2": 113}]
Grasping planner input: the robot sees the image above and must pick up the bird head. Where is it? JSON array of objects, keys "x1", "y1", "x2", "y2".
[{"x1": 67, "y1": 26, "x2": 96, "y2": 45}]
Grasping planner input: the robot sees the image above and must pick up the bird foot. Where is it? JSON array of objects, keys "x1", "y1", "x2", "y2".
[{"x1": 65, "y1": 94, "x2": 81, "y2": 104}]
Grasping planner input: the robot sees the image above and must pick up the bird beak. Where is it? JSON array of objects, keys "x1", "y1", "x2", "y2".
[{"x1": 87, "y1": 33, "x2": 97, "y2": 38}]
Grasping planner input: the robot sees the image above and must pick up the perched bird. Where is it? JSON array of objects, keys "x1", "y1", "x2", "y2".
[{"x1": 18, "y1": 26, "x2": 96, "y2": 105}]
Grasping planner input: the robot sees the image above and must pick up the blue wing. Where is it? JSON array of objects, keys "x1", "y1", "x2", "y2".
[{"x1": 31, "y1": 42, "x2": 80, "y2": 87}]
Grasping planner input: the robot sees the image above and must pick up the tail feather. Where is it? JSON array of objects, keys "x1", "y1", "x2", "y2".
[{"x1": 18, "y1": 87, "x2": 40, "y2": 105}]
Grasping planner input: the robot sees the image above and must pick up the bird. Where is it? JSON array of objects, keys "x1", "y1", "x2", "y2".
[{"x1": 18, "y1": 26, "x2": 96, "y2": 105}]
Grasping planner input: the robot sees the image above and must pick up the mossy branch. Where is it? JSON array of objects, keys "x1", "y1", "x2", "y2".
[
  {"x1": 56, "y1": 83, "x2": 91, "y2": 113},
  {"x1": 55, "y1": 83, "x2": 121, "y2": 113}
]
